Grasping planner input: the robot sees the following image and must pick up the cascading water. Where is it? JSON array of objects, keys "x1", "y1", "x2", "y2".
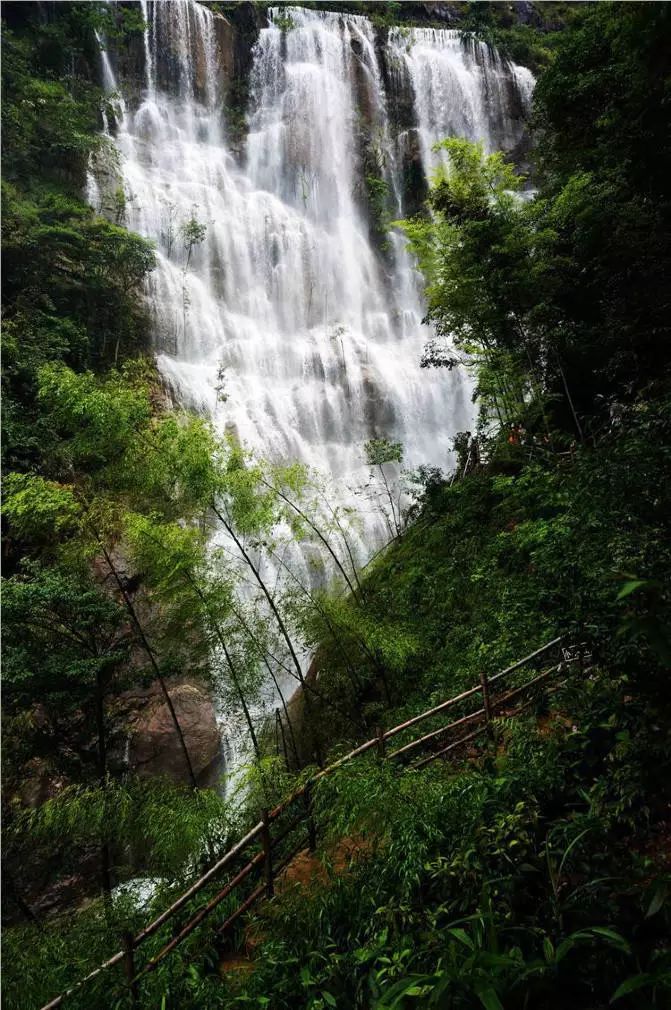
[
  {"x1": 386, "y1": 26, "x2": 534, "y2": 173},
  {"x1": 90, "y1": 1, "x2": 533, "y2": 777}
]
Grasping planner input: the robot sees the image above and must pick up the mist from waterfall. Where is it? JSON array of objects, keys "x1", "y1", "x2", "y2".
[{"x1": 89, "y1": 1, "x2": 533, "y2": 773}]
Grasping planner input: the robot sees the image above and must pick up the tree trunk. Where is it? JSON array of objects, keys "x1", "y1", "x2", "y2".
[
  {"x1": 94, "y1": 668, "x2": 113, "y2": 904},
  {"x1": 212, "y1": 505, "x2": 324, "y2": 766},
  {"x1": 100, "y1": 546, "x2": 199, "y2": 789},
  {"x1": 263, "y1": 479, "x2": 359, "y2": 599}
]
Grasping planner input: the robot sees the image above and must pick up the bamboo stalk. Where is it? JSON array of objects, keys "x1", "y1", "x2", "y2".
[
  {"x1": 39, "y1": 949, "x2": 126, "y2": 1010},
  {"x1": 405, "y1": 663, "x2": 566, "y2": 769},
  {"x1": 490, "y1": 664, "x2": 559, "y2": 711},
  {"x1": 215, "y1": 881, "x2": 265, "y2": 940},
  {"x1": 387, "y1": 706, "x2": 486, "y2": 760},
  {"x1": 488, "y1": 637, "x2": 562, "y2": 684},
  {"x1": 122, "y1": 931, "x2": 138, "y2": 1007},
  {"x1": 267, "y1": 734, "x2": 381, "y2": 818},
  {"x1": 271, "y1": 812, "x2": 306, "y2": 850},
  {"x1": 133, "y1": 821, "x2": 264, "y2": 946},
  {"x1": 215, "y1": 843, "x2": 302, "y2": 940},
  {"x1": 480, "y1": 670, "x2": 493, "y2": 739},
  {"x1": 304, "y1": 783, "x2": 317, "y2": 853},
  {"x1": 412, "y1": 724, "x2": 488, "y2": 769},
  {"x1": 381, "y1": 683, "x2": 482, "y2": 742},
  {"x1": 412, "y1": 669, "x2": 575, "y2": 771},
  {"x1": 138, "y1": 850, "x2": 266, "y2": 978},
  {"x1": 376, "y1": 725, "x2": 386, "y2": 758},
  {"x1": 262, "y1": 810, "x2": 274, "y2": 899}
]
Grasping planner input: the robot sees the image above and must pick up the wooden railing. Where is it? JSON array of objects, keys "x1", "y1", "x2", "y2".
[{"x1": 40, "y1": 635, "x2": 584, "y2": 1009}]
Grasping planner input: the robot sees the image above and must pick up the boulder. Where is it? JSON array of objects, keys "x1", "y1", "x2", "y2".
[
  {"x1": 123, "y1": 680, "x2": 224, "y2": 787},
  {"x1": 19, "y1": 757, "x2": 69, "y2": 809}
]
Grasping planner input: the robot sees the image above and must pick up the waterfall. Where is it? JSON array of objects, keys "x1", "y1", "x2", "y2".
[
  {"x1": 386, "y1": 27, "x2": 534, "y2": 174},
  {"x1": 91, "y1": 1, "x2": 533, "y2": 770},
  {"x1": 93, "y1": 1, "x2": 532, "y2": 498}
]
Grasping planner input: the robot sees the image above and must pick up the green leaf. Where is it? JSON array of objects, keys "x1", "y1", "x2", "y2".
[
  {"x1": 322, "y1": 992, "x2": 337, "y2": 1007},
  {"x1": 300, "y1": 966, "x2": 313, "y2": 986},
  {"x1": 375, "y1": 975, "x2": 440, "y2": 1008},
  {"x1": 555, "y1": 936, "x2": 576, "y2": 964},
  {"x1": 616, "y1": 579, "x2": 648, "y2": 600},
  {"x1": 558, "y1": 827, "x2": 591, "y2": 877},
  {"x1": 448, "y1": 928, "x2": 475, "y2": 950},
  {"x1": 610, "y1": 973, "x2": 652, "y2": 1002},
  {"x1": 645, "y1": 882, "x2": 667, "y2": 918},
  {"x1": 587, "y1": 927, "x2": 631, "y2": 954},
  {"x1": 478, "y1": 989, "x2": 504, "y2": 1010}
]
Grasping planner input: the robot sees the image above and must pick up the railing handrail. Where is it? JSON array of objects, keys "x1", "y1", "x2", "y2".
[{"x1": 38, "y1": 635, "x2": 570, "y2": 1010}]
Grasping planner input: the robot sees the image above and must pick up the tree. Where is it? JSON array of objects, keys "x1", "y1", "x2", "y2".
[
  {"x1": 3, "y1": 559, "x2": 130, "y2": 900},
  {"x1": 3, "y1": 366, "x2": 203, "y2": 789},
  {"x1": 530, "y1": 3, "x2": 671, "y2": 411},
  {"x1": 364, "y1": 437, "x2": 405, "y2": 538},
  {"x1": 181, "y1": 206, "x2": 207, "y2": 269},
  {"x1": 397, "y1": 139, "x2": 575, "y2": 439}
]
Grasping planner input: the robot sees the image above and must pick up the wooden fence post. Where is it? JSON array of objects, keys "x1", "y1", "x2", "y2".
[
  {"x1": 121, "y1": 930, "x2": 138, "y2": 1006},
  {"x1": 375, "y1": 725, "x2": 386, "y2": 759},
  {"x1": 277, "y1": 709, "x2": 290, "y2": 772},
  {"x1": 304, "y1": 783, "x2": 317, "y2": 853},
  {"x1": 479, "y1": 671, "x2": 493, "y2": 738},
  {"x1": 261, "y1": 810, "x2": 274, "y2": 899}
]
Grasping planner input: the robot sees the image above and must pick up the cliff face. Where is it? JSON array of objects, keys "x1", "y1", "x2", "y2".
[{"x1": 107, "y1": 1, "x2": 555, "y2": 132}]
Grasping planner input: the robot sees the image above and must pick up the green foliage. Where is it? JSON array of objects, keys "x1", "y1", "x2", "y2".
[
  {"x1": 365, "y1": 173, "x2": 391, "y2": 246},
  {"x1": 364, "y1": 439, "x2": 404, "y2": 469},
  {"x1": 2, "y1": 776, "x2": 235, "y2": 1010},
  {"x1": 181, "y1": 207, "x2": 207, "y2": 268},
  {"x1": 2, "y1": 24, "x2": 100, "y2": 188},
  {"x1": 273, "y1": 11, "x2": 296, "y2": 32},
  {"x1": 459, "y1": 2, "x2": 575, "y2": 73},
  {"x1": 2, "y1": 473, "x2": 80, "y2": 543},
  {"x1": 528, "y1": 3, "x2": 671, "y2": 410},
  {"x1": 1, "y1": 185, "x2": 155, "y2": 469},
  {"x1": 12, "y1": 776, "x2": 230, "y2": 877},
  {"x1": 2, "y1": 559, "x2": 127, "y2": 703},
  {"x1": 326, "y1": 399, "x2": 671, "y2": 709},
  {"x1": 38, "y1": 362, "x2": 153, "y2": 471},
  {"x1": 140, "y1": 685, "x2": 665, "y2": 1010},
  {"x1": 399, "y1": 2, "x2": 671, "y2": 427},
  {"x1": 1, "y1": 5, "x2": 156, "y2": 473},
  {"x1": 397, "y1": 140, "x2": 546, "y2": 431}
]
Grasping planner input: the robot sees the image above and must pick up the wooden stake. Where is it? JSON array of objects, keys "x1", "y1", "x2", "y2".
[
  {"x1": 479, "y1": 671, "x2": 493, "y2": 738},
  {"x1": 304, "y1": 783, "x2": 317, "y2": 853},
  {"x1": 375, "y1": 725, "x2": 386, "y2": 759},
  {"x1": 261, "y1": 810, "x2": 274, "y2": 899},
  {"x1": 122, "y1": 931, "x2": 138, "y2": 1006}
]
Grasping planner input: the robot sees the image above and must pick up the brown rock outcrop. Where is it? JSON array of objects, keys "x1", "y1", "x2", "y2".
[{"x1": 121, "y1": 679, "x2": 224, "y2": 787}]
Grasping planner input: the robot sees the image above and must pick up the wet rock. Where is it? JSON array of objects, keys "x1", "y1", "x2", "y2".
[
  {"x1": 400, "y1": 3, "x2": 463, "y2": 25},
  {"x1": 121, "y1": 679, "x2": 224, "y2": 787},
  {"x1": 29, "y1": 856, "x2": 100, "y2": 920},
  {"x1": 512, "y1": 2, "x2": 546, "y2": 28},
  {"x1": 20, "y1": 757, "x2": 69, "y2": 809}
]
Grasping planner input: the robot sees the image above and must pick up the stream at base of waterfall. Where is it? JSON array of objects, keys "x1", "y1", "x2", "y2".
[{"x1": 89, "y1": 1, "x2": 534, "y2": 791}]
